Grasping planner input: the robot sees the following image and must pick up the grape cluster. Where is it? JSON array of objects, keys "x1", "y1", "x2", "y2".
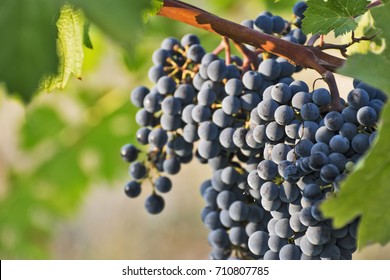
[{"x1": 120, "y1": 1, "x2": 386, "y2": 259}]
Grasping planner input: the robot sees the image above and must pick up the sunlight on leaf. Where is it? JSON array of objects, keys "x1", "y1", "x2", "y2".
[
  {"x1": 303, "y1": 0, "x2": 368, "y2": 36},
  {"x1": 42, "y1": 5, "x2": 84, "y2": 92}
]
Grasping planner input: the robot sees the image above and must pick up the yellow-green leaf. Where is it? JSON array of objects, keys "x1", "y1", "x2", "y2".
[
  {"x1": 143, "y1": 0, "x2": 164, "y2": 23},
  {"x1": 42, "y1": 5, "x2": 84, "y2": 92}
]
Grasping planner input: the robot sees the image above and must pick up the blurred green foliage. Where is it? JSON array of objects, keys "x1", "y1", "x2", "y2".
[
  {"x1": 0, "y1": 86, "x2": 138, "y2": 258},
  {"x1": 0, "y1": 0, "x2": 60, "y2": 102}
]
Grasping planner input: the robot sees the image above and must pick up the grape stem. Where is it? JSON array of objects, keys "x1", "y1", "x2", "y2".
[
  {"x1": 232, "y1": 41, "x2": 263, "y2": 71},
  {"x1": 158, "y1": 0, "x2": 346, "y2": 111},
  {"x1": 213, "y1": 37, "x2": 231, "y2": 65}
]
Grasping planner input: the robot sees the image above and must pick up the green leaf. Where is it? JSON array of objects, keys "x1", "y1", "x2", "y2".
[
  {"x1": 83, "y1": 21, "x2": 94, "y2": 49},
  {"x1": 323, "y1": 1, "x2": 390, "y2": 249},
  {"x1": 0, "y1": 0, "x2": 60, "y2": 102},
  {"x1": 339, "y1": 3, "x2": 390, "y2": 94},
  {"x1": 321, "y1": 102, "x2": 390, "y2": 248},
  {"x1": 68, "y1": 0, "x2": 152, "y2": 48},
  {"x1": 143, "y1": 0, "x2": 164, "y2": 23},
  {"x1": 339, "y1": 52, "x2": 390, "y2": 95},
  {"x1": 42, "y1": 5, "x2": 84, "y2": 92},
  {"x1": 302, "y1": 0, "x2": 368, "y2": 36}
]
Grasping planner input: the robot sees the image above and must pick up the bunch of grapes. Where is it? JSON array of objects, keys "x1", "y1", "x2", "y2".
[{"x1": 120, "y1": 1, "x2": 386, "y2": 259}]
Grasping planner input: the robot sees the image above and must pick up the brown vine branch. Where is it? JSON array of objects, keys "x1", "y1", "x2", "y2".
[
  {"x1": 320, "y1": 31, "x2": 380, "y2": 58},
  {"x1": 157, "y1": 0, "x2": 346, "y2": 111},
  {"x1": 367, "y1": 0, "x2": 382, "y2": 9}
]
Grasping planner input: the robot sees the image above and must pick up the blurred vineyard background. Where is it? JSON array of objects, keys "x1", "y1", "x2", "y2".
[{"x1": 0, "y1": 0, "x2": 389, "y2": 259}]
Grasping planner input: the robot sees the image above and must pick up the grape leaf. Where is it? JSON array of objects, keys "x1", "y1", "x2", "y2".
[
  {"x1": 321, "y1": 103, "x2": 390, "y2": 248},
  {"x1": 0, "y1": 0, "x2": 60, "y2": 102},
  {"x1": 143, "y1": 0, "x2": 164, "y2": 23},
  {"x1": 68, "y1": 0, "x2": 153, "y2": 48},
  {"x1": 302, "y1": 0, "x2": 368, "y2": 36},
  {"x1": 339, "y1": 1, "x2": 390, "y2": 94},
  {"x1": 83, "y1": 21, "x2": 93, "y2": 49},
  {"x1": 340, "y1": 52, "x2": 390, "y2": 95},
  {"x1": 339, "y1": 3, "x2": 390, "y2": 94},
  {"x1": 42, "y1": 5, "x2": 84, "y2": 92},
  {"x1": 322, "y1": 3, "x2": 390, "y2": 249}
]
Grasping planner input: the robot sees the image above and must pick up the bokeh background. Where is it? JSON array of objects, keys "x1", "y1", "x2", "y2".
[{"x1": 0, "y1": 0, "x2": 389, "y2": 259}]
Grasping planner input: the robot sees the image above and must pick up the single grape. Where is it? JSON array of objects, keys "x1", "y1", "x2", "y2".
[
  {"x1": 187, "y1": 44, "x2": 206, "y2": 62},
  {"x1": 154, "y1": 176, "x2": 172, "y2": 193},
  {"x1": 312, "y1": 88, "x2": 331, "y2": 106},
  {"x1": 271, "y1": 83, "x2": 292, "y2": 104},
  {"x1": 274, "y1": 105, "x2": 295, "y2": 125},
  {"x1": 301, "y1": 103, "x2": 320, "y2": 121},
  {"x1": 209, "y1": 228, "x2": 230, "y2": 248},
  {"x1": 198, "y1": 121, "x2": 219, "y2": 141},
  {"x1": 222, "y1": 95, "x2": 241, "y2": 115},
  {"x1": 229, "y1": 201, "x2": 249, "y2": 221},
  {"x1": 180, "y1": 33, "x2": 200, "y2": 47},
  {"x1": 306, "y1": 224, "x2": 331, "y2": 246},
  {"x1": 299, "y1": 236, "x2": 323, "y2": 257},
  {"x1": 291, "y1": 91, "x2": 311, "y2": 109},
  {"x1": 229, "y1": 226, "x2": 248, "y2": 246},
  {"x1": 130, "y1": 86, "x2": 149, "y2": 108},
  {"x1": 329, "y1": 135, "x2": 350, "y2": 154},
  {"x1": 174, "y1": 84, "x2": 196, "y2": 105},
  {"x1": 124, "y1": 181, "x2": 142, "y2": 198},
  {"x1": 275, "y1": 218, "x2": 294, "y2": 239},
  {"x1": 257, "y1": 99, "x2": 279, "y2": 121},
  {"x1": 293, "y1": 1, "x2": 308, "y2": 18},
  {"x1": 266, "y1": 121, "x2": 285, "y2": 142},
  {"x1": 351, "y1": 133, "x2": 370, "y2": 154},
  {"x1": 145, "y1": 194, "x2": 165, "y2": 214},
  {"x1": 212, "y1": 109, "x2": 234, "y2": 128},
  {"x1": 225, "y1": 78, "x2": 243, "y2": 96},
  {"x1": 272, "y1": 15, "x2": 286, "y2": 34},
  {"x1": 240, "y1": 91, "x2": 262, "y2": 111},
  {"x1": 136, "y1": 127, "x2": 151, "y2": 145},
  {"x1": 324, "y1": 111, "x2": 344, "y2": 131},
  {"x1": 302, "y1": 183, "x2": 322, "y2": 203},
  {"x1": 279, "y1": 244, "x2": 301, "y2": 260},
  {"x1": 357, "y1": 106, "x2": 378, "y2": 127},
  {"x1": 120, "y1": 144, "x2": 139, "y2": 162},
  {"x1": 148, "y1": 127, "x2": 168, "y2": 149},
  {"x1": 163, "y1": 156, "x2": 181, "y2": 175},
  {"x1": 129, "y1": 161, "x2": 147, "y2": 180},
  {"x1": 248, "y1": 231, "x2": 269, "y2": 256},
  {"x1": 204, "y1": 211, "x2": 223, "y2": 230},
  {"x1": 156, "y1": 76, "x2": 176, "y2": 95},
  {"x1": 290, "y1": 80, "x2": 309, "y2": 94},
  {"x1": 207, "y1": 60, "x2": 228, "y2": 82},
  {"x1": 196, "y1": 87, "x2": 217, "y2": 106},
  {"x1": 258, "y1": 58, "x2": 281, "y2": 80},
  {"x1": 257, "y1": 159, "x2": 278, "y2": 180},
  {"x1": 347, "y1": 88, "x2": 370, "y2": 109},
  {"x1": 254, "y1": 14, "x2": 273, "y2": 34}
]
